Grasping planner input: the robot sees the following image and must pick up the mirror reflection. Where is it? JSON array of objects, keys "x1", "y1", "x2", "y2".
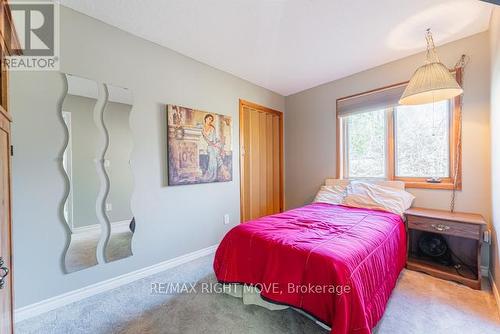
[
  {"x1": 62, "y1": 74, "x2": 101, "y2": 273},
  {"x1": 103, "y1": 84, "x2": 134, "y2": 262}
]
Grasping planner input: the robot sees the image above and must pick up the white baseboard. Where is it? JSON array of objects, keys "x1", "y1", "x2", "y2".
[
  {"x1": 489, "y1": 272, "x2": 500, "y2": 318},
  {"x1": 72, "y1": 224, "x2": 101, "y2": 234},
  {"x1": 72, "y1": 220, "x2": 131, "y2": 234},
  {"x1": 111, "y1": 220, "x2": 132, "y2": 229},
  {"x1": 15, "y1": 244, "x2": 218, "y2": 323}
]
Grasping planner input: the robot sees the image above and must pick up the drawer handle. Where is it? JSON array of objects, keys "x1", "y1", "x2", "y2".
[{"x1": 431, "y1": 224, "x2": 450, "y2": 232}]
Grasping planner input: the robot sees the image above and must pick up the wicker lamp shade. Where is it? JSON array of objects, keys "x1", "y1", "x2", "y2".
[{"x1": 399, "y1": 29, "x2": 463, "y2": 105}]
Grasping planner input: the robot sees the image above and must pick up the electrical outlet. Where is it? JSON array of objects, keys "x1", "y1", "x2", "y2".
[
  {"x1": 223, "y1": 214, "x2": 230, "y2": 225},
  {"x1": 484, "y1": 230, "x2": 491, "y2": 243},
  {"x1": 106, "y1": 203, "x2": 113, "y2": 212}
]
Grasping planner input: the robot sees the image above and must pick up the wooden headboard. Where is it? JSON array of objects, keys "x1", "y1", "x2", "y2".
[{"x1": 324, "y1": 179, "x2": 406, "y2": 190}]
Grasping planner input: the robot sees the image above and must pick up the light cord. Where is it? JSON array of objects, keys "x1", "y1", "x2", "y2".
[
  {"x1": 425, "y1": 29, "x2": 440, "y2": 63},
  {"x1": 450, "y1": 54, "x2": 469, "y2": 212}
]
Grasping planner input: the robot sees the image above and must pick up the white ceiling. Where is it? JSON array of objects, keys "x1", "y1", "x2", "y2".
[{"x1": 60, "y1": 0, "x2": 494, "y2": 96}]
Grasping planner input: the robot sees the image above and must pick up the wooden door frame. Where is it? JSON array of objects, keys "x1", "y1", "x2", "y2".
[
  {"x1": 0, "y1": 1, "x2": 21, "y2": 332},
  {"x1": 239, "y1": 99, "x2": 284, "y2": 223},
  {"x1": 0, "y1": 112, "x2": 12, "y2": 334}
]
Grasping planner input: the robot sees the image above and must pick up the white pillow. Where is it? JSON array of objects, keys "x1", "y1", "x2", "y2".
[
  {"x1": 313, "y1": 185, "x2": 347, "y2": 205},
  {"x1": 324, "y1": 179, "x2": 351, "y2": 187},
  {"x1": 342, "y1": 181, "x2": 414, "y2": 216},
  {"x1": 324, "y1": 178, "x2": 405, "y2": 190}
]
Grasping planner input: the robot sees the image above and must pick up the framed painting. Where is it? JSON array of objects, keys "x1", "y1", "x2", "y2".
[{"x1": 167, "y1": 104, "x2": 232, "y2": 185}]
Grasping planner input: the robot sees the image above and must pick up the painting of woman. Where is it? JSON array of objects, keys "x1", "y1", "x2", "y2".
[
  {"x1": 167, "y1": 105, "x2": 232, "y2": 185},
  {"x1": 202, "y1": 114, "x2": 222, "y2": 181}
]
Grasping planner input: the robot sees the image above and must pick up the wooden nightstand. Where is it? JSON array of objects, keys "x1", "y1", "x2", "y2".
[{"x1": 405, "y1": 207, "x2": 487, "y2": 290}]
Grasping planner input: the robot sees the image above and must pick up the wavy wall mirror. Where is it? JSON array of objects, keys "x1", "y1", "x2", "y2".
[
  {"x1": 62, "y1": 74, "x2": 101, "y2": 273},
  {"x1": 103, "y1": 84, "x2": 134, "y2": 262}
]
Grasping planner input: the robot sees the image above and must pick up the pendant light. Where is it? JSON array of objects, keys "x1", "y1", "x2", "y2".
[{"x1": 399, "y1": 29, "x2": 463, "y2": 105}]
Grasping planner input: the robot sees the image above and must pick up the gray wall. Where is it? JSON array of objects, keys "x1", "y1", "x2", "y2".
[
  {"x1": 285, "y1": 32, "x2": 491, "y2": 223},
  {"x1": 11, "y1": 6, "x2": 284, "y2": 308},
  {"x1": 490, "y1": 7, "x2": 500, "y2": 292}
]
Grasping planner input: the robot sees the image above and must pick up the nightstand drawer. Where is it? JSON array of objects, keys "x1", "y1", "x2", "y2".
[{"x1": 407, "y1": 216, "x2": 481, "y2": 240}]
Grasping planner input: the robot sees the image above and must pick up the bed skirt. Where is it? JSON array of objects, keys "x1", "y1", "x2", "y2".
[{"x1": 224, "y1": 284, "x2": 331, "y2": 331}]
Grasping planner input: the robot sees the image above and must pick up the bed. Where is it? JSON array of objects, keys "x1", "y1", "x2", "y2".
[{"x1": 213, "y1": 180, "x2": 410, "y2": 334}]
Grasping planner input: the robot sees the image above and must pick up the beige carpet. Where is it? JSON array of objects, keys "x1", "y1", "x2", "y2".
[
  {"x1": 16, "y1": 255, "x2": 500, "y2": 334},
  {"x1": 376, "y1": 270, "x2": 500, "y2": 334}
]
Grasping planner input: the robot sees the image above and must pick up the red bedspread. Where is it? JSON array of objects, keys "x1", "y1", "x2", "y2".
[{"x1": 213, "y1": 203, "x2": 406, "y2": 334}]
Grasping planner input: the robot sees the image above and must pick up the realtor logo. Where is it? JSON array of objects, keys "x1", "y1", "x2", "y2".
[{"x1": 4, "y1": 2, "x2": 59, "y2": 70}]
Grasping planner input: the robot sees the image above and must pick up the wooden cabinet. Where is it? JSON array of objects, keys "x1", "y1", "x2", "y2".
[
  {"x1": 405, "y1": 207, "x2": 487, "y2": 290},
  {"x1": 0, "y1": 110, "x2": 12, "y2": 334},
  {"x1": 0, "y1": 1, "x2": 20, "y2": 332}
]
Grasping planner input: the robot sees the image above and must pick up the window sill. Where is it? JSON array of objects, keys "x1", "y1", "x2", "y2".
[{"x1": 403, "y1": 181, "x2": 461, "y2": 190}]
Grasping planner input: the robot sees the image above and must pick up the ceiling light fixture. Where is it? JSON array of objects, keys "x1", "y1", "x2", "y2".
[{"x1": 399, "y1": 29, "x2": 463, "y2": 105}]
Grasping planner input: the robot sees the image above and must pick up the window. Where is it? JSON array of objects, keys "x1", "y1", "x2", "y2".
[
  {"x1": 395, "y1": 100, "x2": 450, "y2": 178},
  {"x1": 345, "y1": 109, "x2": 386, "y2": 178},
  {"x1": 337, "y1": 70, "x2": 462, "y2": 190}
]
